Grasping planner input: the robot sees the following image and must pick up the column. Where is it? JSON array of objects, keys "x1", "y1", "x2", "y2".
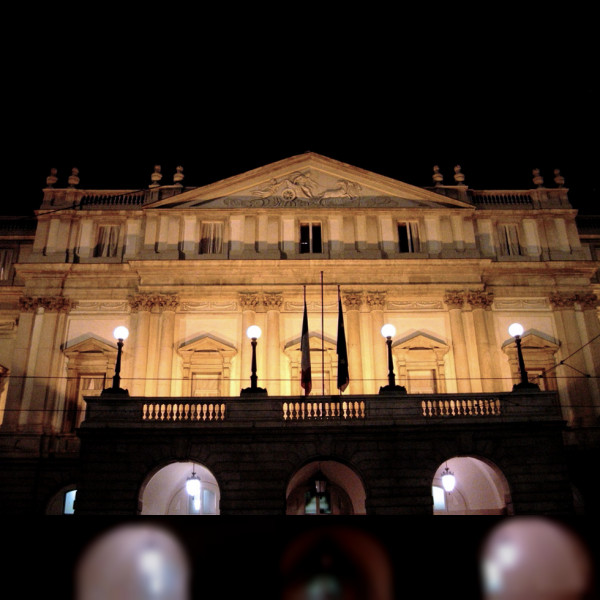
[
  {"x1": 145, "y1": 300, "x2": 162, "y2": 396},
  {"x1": 549, "y1": 292, "x2": 590, "y2": 425},
  {"x1": 1, "y1": 299, "x2": 37, "y2": 430},
  {"x1": 466, "y1": 291, "x2": 495, "y2": 393},
  {"x1": 16, "y1": 297, "x2": 71, "y2": 432},
  {"x1": 129, "y1": 295, "x2": 153, "y2": 396},
  {"x1": 366, "y1": 291, "x2": 388, "y2": 393},
  {"x1": 156, "y1": 295, "x2": 179, "y2": 397},
  {"x1": 342, "y1": 292, "x2": 364, "y2": 394},
  {"x1": 263, "y1": 293, "x2": 283, "y2": 395},
  {"x1": 577, "y1": 293, "x2": 600, "y2": 420},
  {"x1": 239, "y1": 292, "x2": 259, "y2": 392},
  {"x1": 444, "y1": 291, "x2": 472, "y2": 393}
]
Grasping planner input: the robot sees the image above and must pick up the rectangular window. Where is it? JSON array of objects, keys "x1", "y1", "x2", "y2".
[
  {"x1": 199, "y1": 222, "x2": 223, "y2": 254},
  {"x1": 300, "y1": 223, "x2": 322, "y2": 254},
  {"x1": 94, "y1": 225, "x2": 120, "y2": 257},
  {"x1": 499, "y1": 224, "x2": 522, "y2": 256},
  {"x1": 0, "y1": 248, "x2": 15, "y2": 281},
  {"x1": 408, "y1": 369, "x2": 437, "y2": 394},
  {"x1": 192, "y1": 372, "x2": 221, "y2": 396},
  {"x1": 398, "y1": 222, "x2": 420, "y2": 253}
]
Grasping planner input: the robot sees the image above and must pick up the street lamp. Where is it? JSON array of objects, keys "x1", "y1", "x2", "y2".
[
  {"x1": 102, "y1": 325, "x2": 129, "y2": 395},
  {"x1": 241, "y1": 325, "x2": 268, "y2": 395},
  {"x1": 508, "y1": 323, "x2": 539, "y2": 391},
  {"x1": 378, "y1": 323, "x2": 407, "y2": 394}
]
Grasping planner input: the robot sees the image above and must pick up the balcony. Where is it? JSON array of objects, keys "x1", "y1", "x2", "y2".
[{"x1": 82, "y1": 390, "x2": 563, "y2": 429}]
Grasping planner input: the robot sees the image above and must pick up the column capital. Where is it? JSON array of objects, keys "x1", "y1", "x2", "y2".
[
  {"x1": 576, "y1": 292, "x2": 599, "y2": 310},
  {"x1": 366, "y1": 291, "x2": 386, "y2": 310},
  {"x1": 128, "y1": 294, "x2": 154, "y2": 312},
  {"x1": 239, "y1": 292, "x2": 260, "y2": 311},
  {"x1": 466, "y1": 290, "x2": 494, "y2": 309},
  {"x1": 549, "y1": 292, "x2": 578, "y2": 309},
  {"x1": 153, "y1": 294, "x2": 180, "y2": 311},
  {"x1": 444, "y1": 290, "x2": 466, "y2": 309},
  {"x1": 262, "y1": 292, "x2": 283, "y2": 310},
  {"x1": 19, "y1": 296, "x2": 73, "y2": 313},
  {"x1": 342, "y1": 291, "x2": 364, "y2": 310}
]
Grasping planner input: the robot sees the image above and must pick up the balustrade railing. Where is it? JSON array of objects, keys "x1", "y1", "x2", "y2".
[
  {"x1": 471, "y1": 190, "x2": 534, "y2": 207},
  {"x1": 283, "y1": 400, "x2": 366, "y2": 420},
  {"x1": 83, "y1": 390, "x2": 561, "y2": 427},
  {"x1": 421, "y1": 396, "x2": 501, "y2": 417},
  {"x1": 142, "y1": 401, "x2": 226, "y2": 422}
]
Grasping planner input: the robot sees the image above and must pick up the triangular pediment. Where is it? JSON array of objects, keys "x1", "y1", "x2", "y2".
[
  {"x1": 178, "y1": 334, "x2": 237, "y2": 356},
  {"x1": 394, "y1": 331, "x2": 449, "y2": 350},
  {"x1": 145, "y1": 153, "x2": 474, "y2": 210}
]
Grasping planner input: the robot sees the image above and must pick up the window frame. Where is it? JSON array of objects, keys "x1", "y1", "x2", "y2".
[{"x1": 299, "y1": 222, "x2": 323, "y2": 254}]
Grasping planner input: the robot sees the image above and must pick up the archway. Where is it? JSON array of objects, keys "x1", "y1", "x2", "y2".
[
  {"x1": 432, "y1": 456, "x2": 511, "y2": 515},
  {"x1": 140, "y1": 461, "x2": 220, "y2": 515},
  {"x1": 286, "y1": 460, "x2": 366, "y2": 515}
]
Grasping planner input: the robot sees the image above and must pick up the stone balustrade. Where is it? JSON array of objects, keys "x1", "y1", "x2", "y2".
[{"x1": 82, "y1": 390, "x2": 563, "y2": 428}]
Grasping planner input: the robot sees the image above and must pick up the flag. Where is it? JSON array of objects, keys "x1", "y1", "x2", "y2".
[
  {"x1": 301, "y1": 289, "x2": 312, "y2": 395},
  {"x1": 336, "y1": 289, "x2": 349, "y2": 392}
]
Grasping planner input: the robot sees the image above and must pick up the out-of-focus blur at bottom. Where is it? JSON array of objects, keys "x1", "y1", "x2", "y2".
[{"x1": 7, "y1": 516, "x2": 598, "y2": 599}]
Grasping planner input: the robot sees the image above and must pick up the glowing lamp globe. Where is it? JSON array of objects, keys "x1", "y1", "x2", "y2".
[
  {"x1": 508, "y1": 323, "x2": 524, "y2": 338},
  {"x1": 113, "y1": 326, "x2": 129, "y2": 341},
  {"x1": 186, "y1": 473, "x2": 201, "y2": 497},
  {"x1": 441, "y1": 467, "x2": 456, "y2": 492},
  {"x1": 381, "y1": 324, "x2": 396, "y2": 339},
  {"x1": 246, "y1": 325, "x2": 262, "y2": 340}
]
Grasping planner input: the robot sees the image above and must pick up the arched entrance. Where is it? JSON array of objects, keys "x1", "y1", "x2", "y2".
[
  {"x1": 432, "y1": 456, "x2": 511, "y2": 515},
  {"x1": 139, "y1": 461, "x2": 220, "y2": 515},
  {"x1": 286, "y1": 460, "x2": 366, "y2": 515}
]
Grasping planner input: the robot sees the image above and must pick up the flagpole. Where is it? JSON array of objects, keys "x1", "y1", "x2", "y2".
[{"x1": 321, "y1": 271, "x2": 324, "y2": 395}]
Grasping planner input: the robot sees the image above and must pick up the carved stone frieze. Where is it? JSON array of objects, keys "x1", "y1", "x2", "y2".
[
  {"x1": 387, "y1": 300, "x2": 444, "y2": 311},
  {"x1": 179, "y1": 301, "x2": 238, "y2": 312}
]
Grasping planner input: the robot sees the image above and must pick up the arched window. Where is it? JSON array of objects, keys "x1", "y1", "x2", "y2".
[{"x1": 46, "y1": 484, "x2": 77, "y2": 515}]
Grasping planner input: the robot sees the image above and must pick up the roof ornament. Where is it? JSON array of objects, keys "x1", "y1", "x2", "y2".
[
  {"x1": 173, "y1": 165, "x2": 184, "y2": 186},
  {"x1": 68, "y1": 168, "x2": 80, "y2": 188},
  {"x1": 553, "y1": 169, "x2": 565, "y2": 188},
  {"x1": 46, "y1": 168, "x2": 58, "y2": 188},
  {"x1": 532, "y1": 168, "x2": 544, "y2": 188},
  {"x1": 150, "y1": 165, "x2": 162, "y2": 188},
  {"x1": 453, "y1": 165, "x2": 465, "y2": 185},
  {"x1": 432, "y1": 165, "x2": 444, "y2": 187}
]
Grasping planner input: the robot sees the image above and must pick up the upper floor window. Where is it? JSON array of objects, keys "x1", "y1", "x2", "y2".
[
  {"x1": 300, "y1": 223, "x2": 322, "y2": 254},
  {"x1": 398, "y1": 222, "x2": 420, "y2": 253},
  {"x1": 94, "y1": 225, "x2": 120, "y2": 257},
  {"x1": 0, "y1": 248, "x2": 15, "y2": 281},
  {"x1": 199, "y1": 221, "x2": 223, "y2": 254},
  {"x1": 498, "y1": 223, "x2": 522, "y2": 256}
]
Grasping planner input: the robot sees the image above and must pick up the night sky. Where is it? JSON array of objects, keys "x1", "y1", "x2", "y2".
[{"x1": 4, "y1": 13, "x2": 598, "y2": 218}]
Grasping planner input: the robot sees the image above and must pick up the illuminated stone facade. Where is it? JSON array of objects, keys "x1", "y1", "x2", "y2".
[{"x1": 0, "y1": 153, "x2": 598, "y2": 514}]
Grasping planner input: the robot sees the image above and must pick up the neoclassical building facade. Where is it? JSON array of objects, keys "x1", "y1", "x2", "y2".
[{"x1": 0, "y1": 153, "x2": 598, "y2": 516}]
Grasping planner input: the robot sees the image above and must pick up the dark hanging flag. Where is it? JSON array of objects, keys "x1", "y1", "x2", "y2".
[
  {"x1": 301, "y1": 287, "x2": 312, "y2": 395},
  {"x1": 336, "y1": 287, "x2": 349, "y2": 392}
]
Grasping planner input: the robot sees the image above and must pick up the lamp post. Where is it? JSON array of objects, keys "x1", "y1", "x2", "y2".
[
  {"x1": 378, "y1": 324, "x2": 407, "y2": 394},
  {"x1": 102, "y1": 326, "x2": 129, "y2": 395},
  {"x1": 508, "y1": 322, "x2": 539, "y2": 391},
  {"x1": 241, "y1": 325, "x2": 268, "y2": 395}
]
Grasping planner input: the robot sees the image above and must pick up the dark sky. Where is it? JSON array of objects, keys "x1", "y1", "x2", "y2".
[{"x1": 5, "y1": 12, "x2": 598, "y2": 217}]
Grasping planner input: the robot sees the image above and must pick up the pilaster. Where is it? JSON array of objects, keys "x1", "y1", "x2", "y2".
[
  {"x1": 366, "y1": 291, "x2": 387, "y2": 393},
  {"x1": 444, "y1": 290, "x2": 472, "y2": 393},
  {"x1": 263, "y1": 292, "x2": 283, "y2": 395},
  {"x1": 466, "y1": 291, "x2": 495, "y2": 393},
  {"x1": 342, "y1": 291, "x2": 364, "y2": 394}
]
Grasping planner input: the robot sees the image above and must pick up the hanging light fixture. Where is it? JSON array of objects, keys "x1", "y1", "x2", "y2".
[
  {"x1": 441, "y1": 464, "x2": 456, "y2": 492},
  {"x1": 186, "y1": 469, "x2": 201, "y2": 498}
]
